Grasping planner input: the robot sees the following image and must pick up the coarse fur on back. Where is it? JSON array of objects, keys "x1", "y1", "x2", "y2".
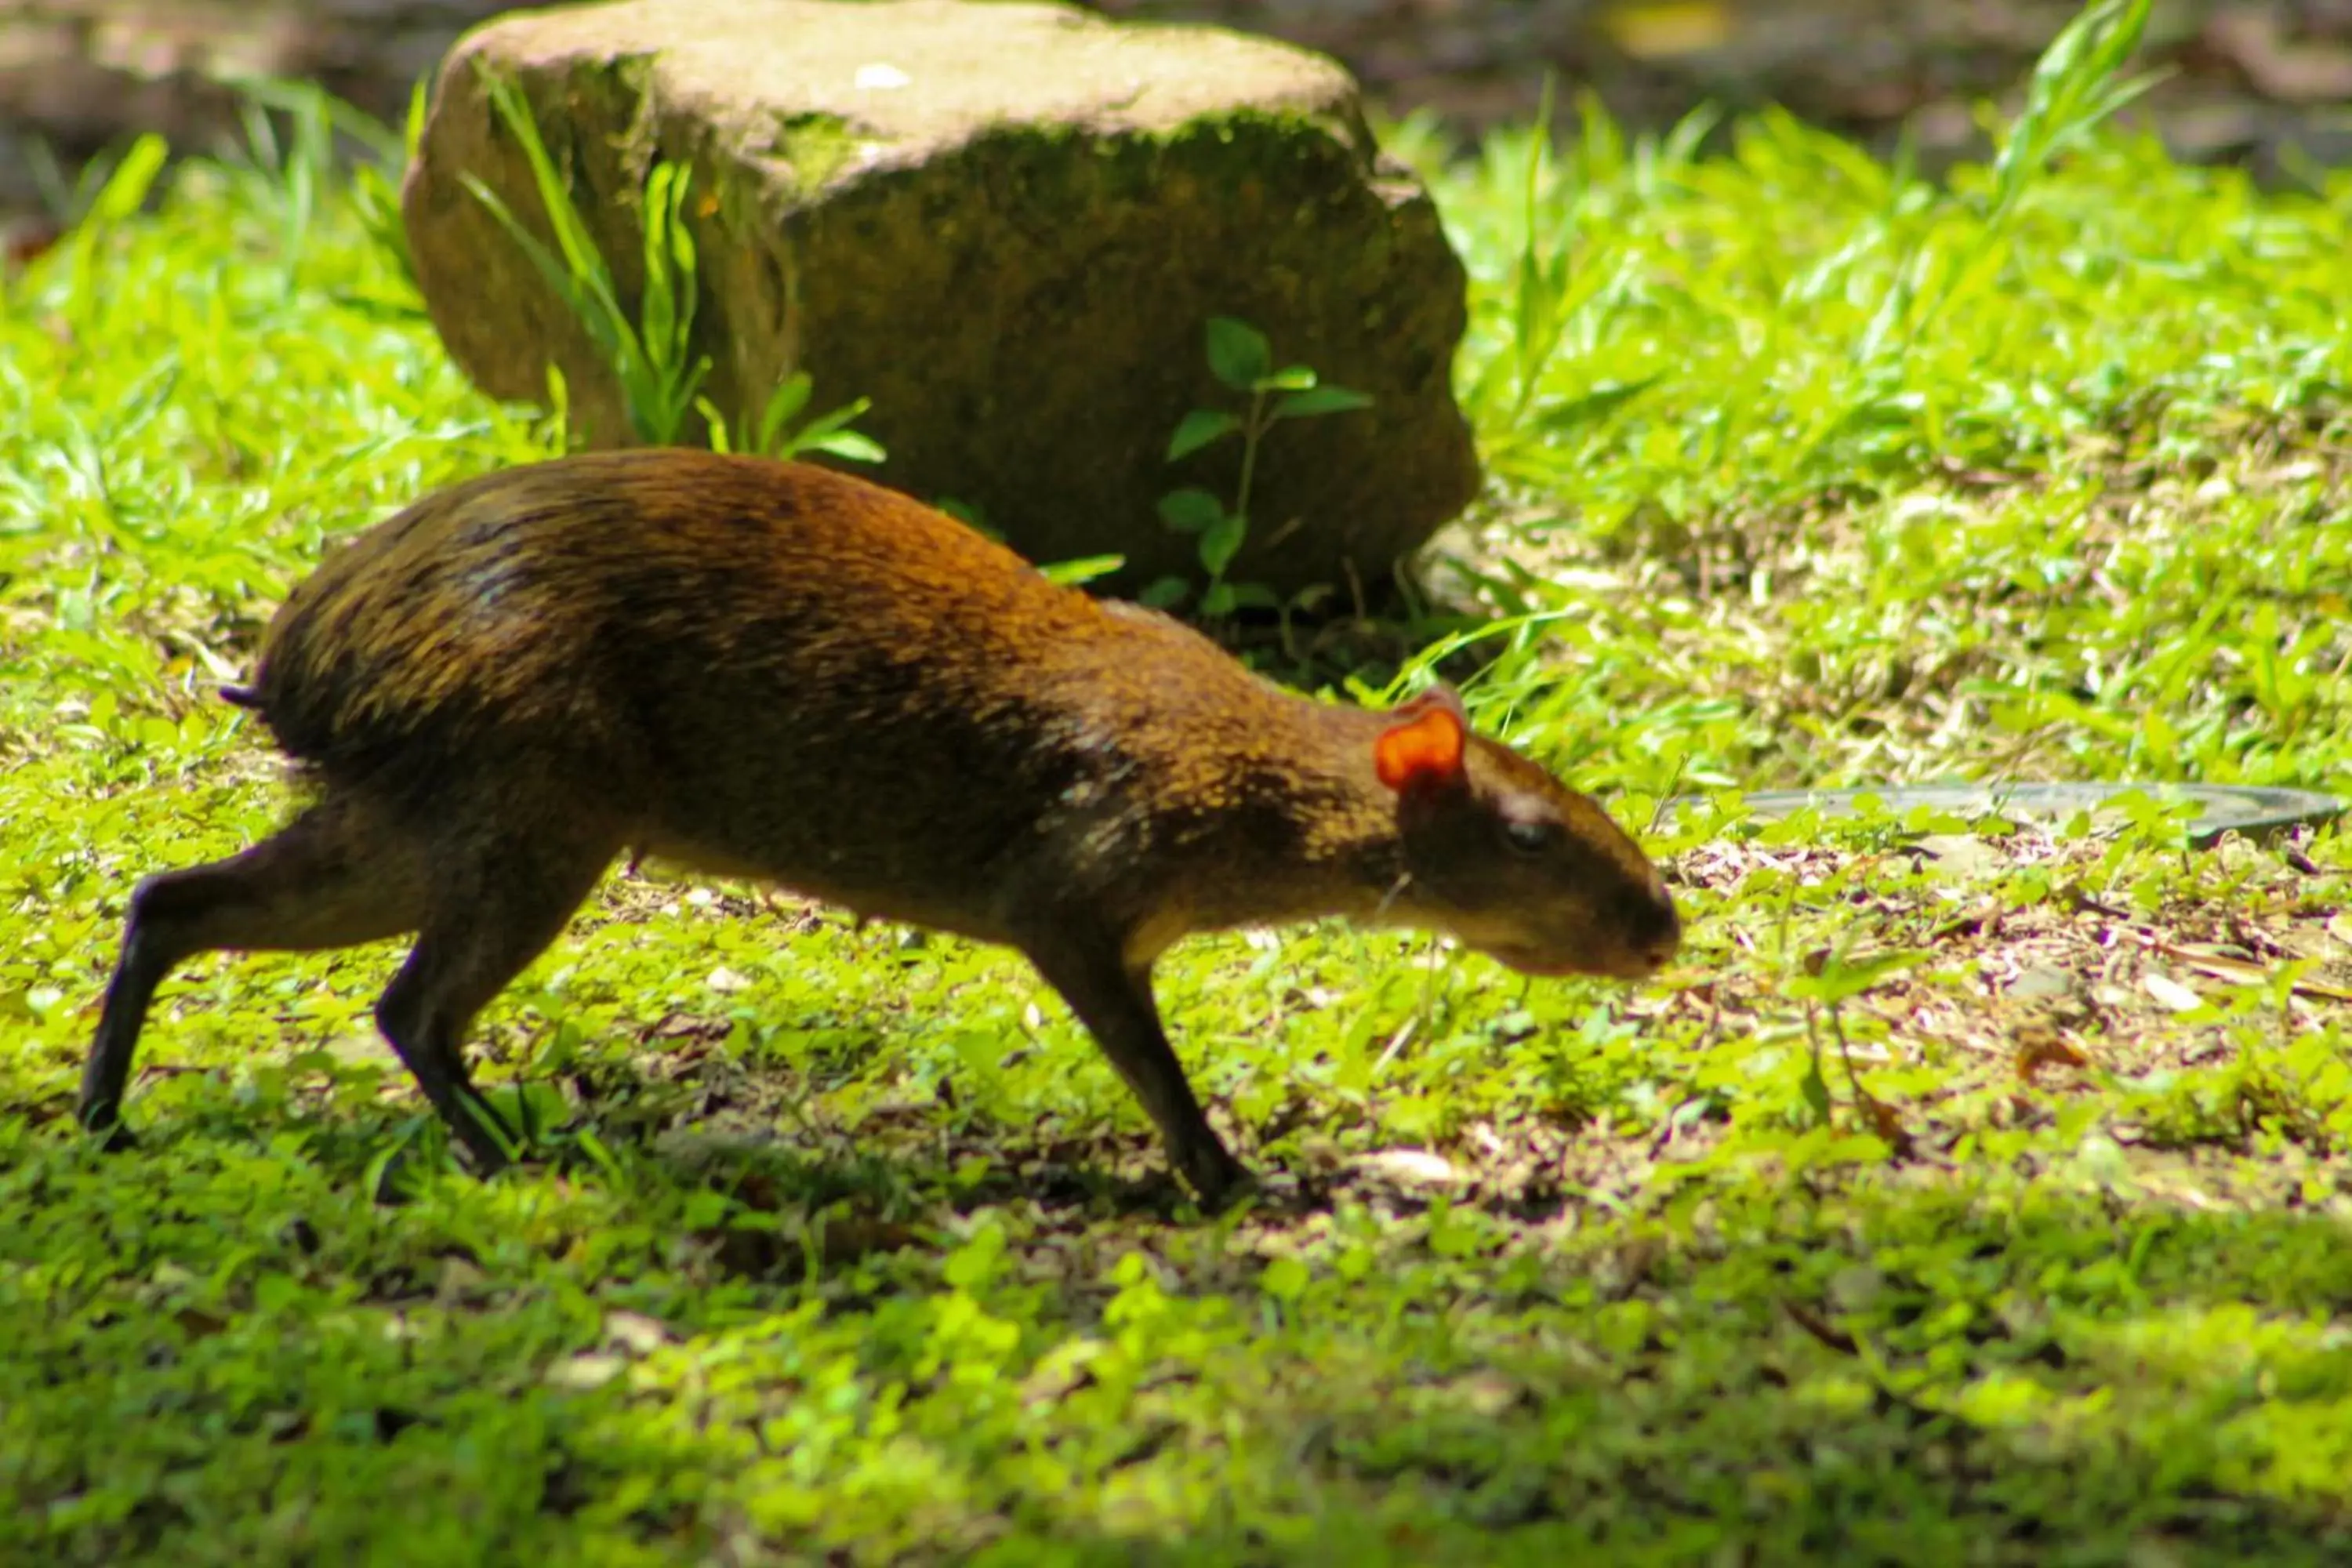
[{"x1": 81, "y1": 449, "x2": 1680, "y2": 1206}]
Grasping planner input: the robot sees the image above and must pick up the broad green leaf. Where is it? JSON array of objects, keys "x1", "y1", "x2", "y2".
[
  {"x1": 1199, "y1": 511, "x2": 1247, "y2": 576},
  {"x1": 1167, "y1": 408, "x2": 1242, "y2": 460},
  {"x1": 1157, "y1": 487, "x2": 1225, "y2": 535},
  {"x1": 1205, "y1": 315, "x2": 1272, "y2": 390},
  {"x1": 1273, "y1": 385, "x2": 1374, "y2": 420}
]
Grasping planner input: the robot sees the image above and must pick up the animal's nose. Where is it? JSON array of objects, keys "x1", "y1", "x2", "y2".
[{"x1": 1626, "y1": 887, "x2": 1682, "y2": 972}]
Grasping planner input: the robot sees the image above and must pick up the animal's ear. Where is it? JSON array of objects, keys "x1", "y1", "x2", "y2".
[{"x1": 1374, "y1": 686, "x2": 1468, "y2": 793}]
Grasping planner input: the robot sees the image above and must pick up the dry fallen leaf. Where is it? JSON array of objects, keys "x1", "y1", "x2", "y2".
[
  {"x1": 1933, "y1": 895, "x2": 2008, "y2": 942},
  {"x1": 2129, "y1": 932, "x2": 2352, "y2": 1004},
  {"x1": 1599, "y1": 2, "x2": 1732, "y2": 59},
  {"x1": 1915, "y1": 835, "x2": 2008, "y2": 884},
  {"x1": 2143, "y1": 971, "x2": 2205, "y2": 1013},
  {"x1": 1858, "y1": 1094, "x2": 1915, "y2": 1157},
  {"x1": 604, "y1": 1311, "x2": 673, "y2": 1356},
  {"x1": 546, "y1": 1354, "x2": 626, "y2": 1391},
  {"x1": 2016, "y1": 1028, "x2": 2090, "y2": 1083},
  {"x1": 1354, "y1": 1149, "x2": 1465, "y2": 1188}
]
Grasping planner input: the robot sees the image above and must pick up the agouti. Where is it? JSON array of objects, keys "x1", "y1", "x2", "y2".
[{"x1": 78, "y1": 450, "x2": 1680, "y2": 1204}]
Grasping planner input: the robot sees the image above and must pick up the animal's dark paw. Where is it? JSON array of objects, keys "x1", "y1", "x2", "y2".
[
  {"x1": 1181, "y1": 1152, "x2": 1258, "y2": 1216},
  {"x1": 80, "y1": 1116, "x2": 139, "y2": 1155}
]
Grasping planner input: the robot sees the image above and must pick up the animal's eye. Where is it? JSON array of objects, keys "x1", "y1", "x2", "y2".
[{"x1": 1501, "y1": 818, "x2": 1558, "y2": 856}]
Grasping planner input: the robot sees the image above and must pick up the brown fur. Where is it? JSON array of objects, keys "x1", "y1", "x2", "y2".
[{"x1": 79, "y1": 451, "x2": 1679, "y2": 1204}]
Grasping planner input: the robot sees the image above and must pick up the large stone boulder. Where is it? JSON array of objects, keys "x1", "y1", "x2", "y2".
[{"x1": 401, "y1": 0, "x2": 1479, "y2": 597}]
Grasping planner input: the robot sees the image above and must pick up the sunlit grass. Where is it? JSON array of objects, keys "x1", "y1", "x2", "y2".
[{"x1": 5, "y1": 2, "x2": 2352, "y2": 1557}]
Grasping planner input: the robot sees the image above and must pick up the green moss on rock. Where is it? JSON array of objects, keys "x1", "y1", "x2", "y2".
[{"x1": 405, "y1": 0, "x2": 1479, "y2": 594}]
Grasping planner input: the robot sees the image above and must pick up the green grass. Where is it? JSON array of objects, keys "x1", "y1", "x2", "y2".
[{"x1": 7, "y1": 11, "x2": 2352, "y2": 1559}]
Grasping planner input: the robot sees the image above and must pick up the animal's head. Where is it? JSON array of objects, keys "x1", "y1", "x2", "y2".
[{"x1": 1372, "y1": 687, "x2": 1680, "y2": 981}]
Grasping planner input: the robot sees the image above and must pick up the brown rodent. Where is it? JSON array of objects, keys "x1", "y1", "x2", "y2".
[{"x1": 78, "y1": 450, "x2": 1679, "y2": 1205}]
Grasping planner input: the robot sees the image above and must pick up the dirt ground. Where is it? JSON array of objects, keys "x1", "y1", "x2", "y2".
[
  {"x1": 5, "y1": 0, "x2": 2352, "y2": 225},
  {"x1": 1098, "y1": 0, "x2": 2352, "y2": 163}
]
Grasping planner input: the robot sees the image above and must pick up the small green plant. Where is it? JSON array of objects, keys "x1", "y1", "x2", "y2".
[
  {"x1": 342, "y1": 79, "x2": 430, "y2": 321},
  {"x1": 1150, "y1": 315, "x2": 1372, "y2": 618},
  {"x1": 1859, "y1": 0, "x2": 2162, "y2": 359},
  {"x1": 9, "y1": 132, "x2": 169, "y2": 320},
  {"x1": 212, "y1": 78, "x2": 360, "y2": 282},
  {"x1": 699, "y1": 369, "x2": 884, "y2": 466},
  {"x1": 1461, "y1": 77, "x2": 1686, "y2": 483},
  {"x1": 1784, "y1": 941, "x2": 1929, "y2": 1141},
  {"x1": 463, "y1": 67, "x2": 708, "y2": 445},
  {"x1": 462, "y1": 67, "x2": 880, "y2": 461}
]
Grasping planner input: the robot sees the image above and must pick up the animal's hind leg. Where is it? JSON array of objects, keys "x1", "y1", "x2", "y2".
[
  {"x1": 79, "y1": 795, "x2": 432, "y2": 1142},
  {"x1": 372, "y1": 834, "x2": 615, "y2": 1174}
]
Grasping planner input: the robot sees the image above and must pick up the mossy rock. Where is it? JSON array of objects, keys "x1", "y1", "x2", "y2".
[{"x1": 401, "y1": 0, "x2": 1479, "y2": 597}]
